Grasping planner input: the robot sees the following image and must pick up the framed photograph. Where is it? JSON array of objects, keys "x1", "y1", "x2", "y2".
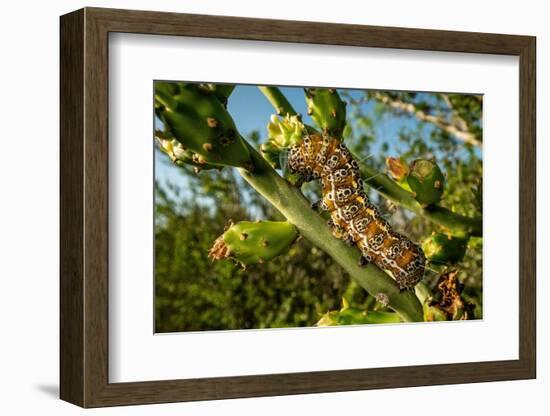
[{"x1": 60, "y1": 7, "x2": 536, "y2": 408}]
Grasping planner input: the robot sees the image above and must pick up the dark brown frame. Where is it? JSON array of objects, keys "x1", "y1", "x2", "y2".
[{"x1": 60, "y1": 7, "x2": 536, "y2": 408}]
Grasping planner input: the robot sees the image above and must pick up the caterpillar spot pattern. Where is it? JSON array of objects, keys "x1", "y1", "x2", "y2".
[{"x1": 288, "y1": 133, "x2": 425, "y2": 290}]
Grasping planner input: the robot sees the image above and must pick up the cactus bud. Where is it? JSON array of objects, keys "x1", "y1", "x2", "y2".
[
  {"x1": 208, "y1": 220, "x2": 298, "y2": 266},
  {"x1": 304, "y1": 88, "x2": 347, "y2": 137},
  {"x1": 423, "y1": 270, "x2": 475, "y2": 321},
  {"x1": 406, "y1": 159, "x2": 446, "y2": 206},
  {"x1": 422, "y1": 233, "x2": 468, "y2": 265},
  {"x1": 267, "y1": 114, "x2": 305, "y2": 148},
  {"x1": 261, "y1": 114, "x2": 305, "y2": 169},
  {"x1": 386, "y1": 157, "x2": 410, "y2": 182},
  {"x1": 155, "y1": 130, "x2": 220, "y2": 171},
  {"x1": 154, "y1": 82, "x2": 252, "y2": 170}
]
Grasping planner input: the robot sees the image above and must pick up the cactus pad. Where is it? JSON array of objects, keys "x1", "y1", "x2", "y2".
[{"x1": 208, "y1": 220, "x2": 298, "y2": 266}]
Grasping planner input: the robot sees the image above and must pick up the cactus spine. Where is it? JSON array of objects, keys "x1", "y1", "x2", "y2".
[{"x1": 304, "y1": 88, "x2": 347, "y2": 137}]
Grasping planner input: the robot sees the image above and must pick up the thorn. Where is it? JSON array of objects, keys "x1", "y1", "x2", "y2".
[
  {"x1": 202, "y1": 142, "x2": 213, "y2": 152},
  {"x1": 240, "y1": 233, "x2": 248, "y2": 241},
  {"x1": 261, "y1": 240, "x2": 269, "y2": 247}
]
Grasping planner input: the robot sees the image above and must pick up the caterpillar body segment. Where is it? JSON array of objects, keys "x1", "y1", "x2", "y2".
[{"x1": 288, "y1": 134, "x2": 425, "y2": 290}]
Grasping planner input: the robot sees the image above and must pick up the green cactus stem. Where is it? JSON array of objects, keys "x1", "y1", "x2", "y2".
[
  {"x1": 259, "y1": 86, "x2": 482, "y2": 237},
  {"x1": 155, "y1": 130, "x2": 221, "y2": 172},
  {"x1": 304, "y1": 88, "x2": 347, "y2": 137},
  {"x1": 209, "y1": 220, "x2": 298, "y2": 266},
  {"x1": 203, "y1": 83, "x2": 235, "y2": 107},
  {"x1": 258, "y1": 86, "x2": 296, "y2": 117},
  {"x1": 238, "y1": 143, "x2": 423, "y2": 322},
  {"x1": 423, "y1": 270, "x2": 475, "y2": 321},
  {"x1": 154, "y1": 82, "x2": 252, "y2": 170},
  {"x1": 422, "y1": 233, "x2": 468, "y2": 265},
  {"x1": 406, "y1": 159, "x2": 446, "y2": 206},
  {"x1": 317, "y1": 298, "x2": 401, "y2": 326}
]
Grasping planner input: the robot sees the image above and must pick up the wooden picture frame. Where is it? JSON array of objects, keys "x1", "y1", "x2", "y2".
[{"x1": 60, "y1": 7, "x2": 536, "y2": 408}]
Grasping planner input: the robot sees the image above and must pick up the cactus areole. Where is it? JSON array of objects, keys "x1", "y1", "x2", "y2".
[
  {"x1": 209, "y1": 221, "x2": 298, "y2": 266},
  {"x1": 154, "y1": 82, "x2": 253, "y2": 170}
]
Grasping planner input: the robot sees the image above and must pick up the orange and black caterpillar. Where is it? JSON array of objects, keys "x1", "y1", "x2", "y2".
[{"x1": 288, "y1": 133, "x2": 425, "y2": 290}]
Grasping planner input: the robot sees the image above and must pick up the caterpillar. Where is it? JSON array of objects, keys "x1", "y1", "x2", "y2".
[{"x1": 288, "y1": 133, "x2": 425, "y2": 290}]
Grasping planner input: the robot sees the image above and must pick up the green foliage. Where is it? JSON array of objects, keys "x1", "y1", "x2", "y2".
[{"x1": 154, "y1": 161, "x2": 371, "y2": 331}]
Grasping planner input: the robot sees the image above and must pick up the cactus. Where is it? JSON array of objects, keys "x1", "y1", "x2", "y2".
[
  {"x1": 304, "y1": 88, "x2": 347, "y2": 137},
  {"x1": 157, "y1": 82, "x2": 424, "y2": 322},
  {"x1": 317, "y1": 298, "x2": 401, "y2": 326},
  {"x1": 209, "y1": 220, "x2": 299, "y2": 266},
  {"x1": 154, "y1": 82, "x2": 252, "y2": 170},
  {"x1": 422, "y1": 233, "x2": 468, "y2": 265},
  {"x1": 203, "y1": 83, "x2": 235, "y2": 107},
  {"x1": 259, "y1": 87, "x2": 481, "y2": 237},
  {"x1": 261, "y1": 114, "x2": 305, "y2": 169},
  {"x1": 386, "y1": 157, "x2": 410, "y2": 182},
  {"x1": 423, "y1": 270, "x2": 475, "y2": 321},
  {"x1": 155, "y1": 130, "x2": 221, "y2": 172},
  {"x1": 386, "y1": 156, "x2": 413, "y2": 192},
  {"x1": 406, "y1": 159, "x2": 446, "y2": 206}
]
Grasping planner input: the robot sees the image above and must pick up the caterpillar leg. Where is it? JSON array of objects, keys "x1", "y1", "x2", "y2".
[
  {"x1": 311, "y1": 200, "x2": 322, "y2": 211},
  {"x1": 358, "y1": 254, "x2": 370, "y2": 268},
  {"x1": 327, "y1": 218, "x2": 349, "y2": 242},
  {"x1": 344, "y1": 234, "x2": 356, "y2": 247}
]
